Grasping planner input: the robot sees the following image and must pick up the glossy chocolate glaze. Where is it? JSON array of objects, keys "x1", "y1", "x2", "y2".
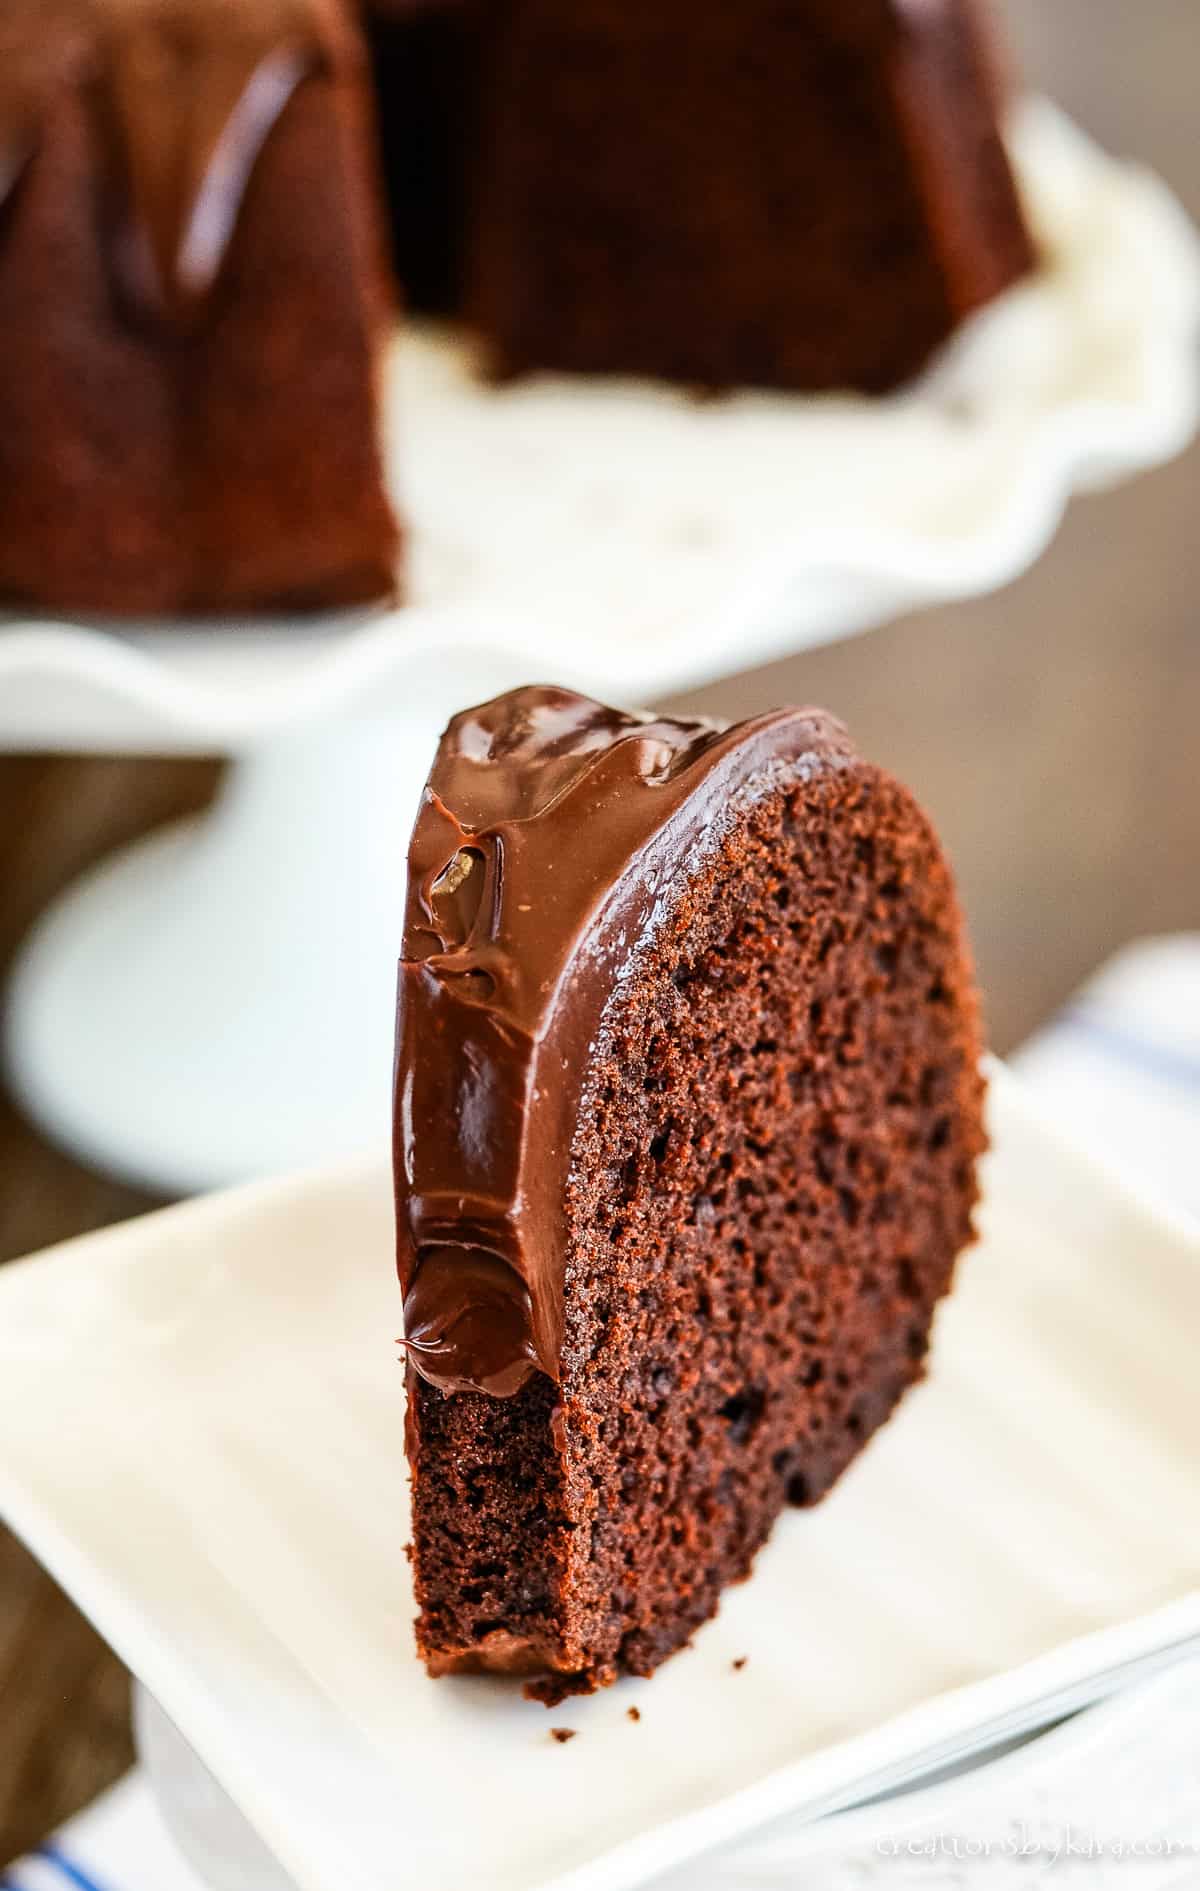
[
  {"x1": 395, "y1": 686, "x2": 855, "y2": 1399},
  {"x1": 0, "y1": 0, "x2": 355, "y2": 320}
]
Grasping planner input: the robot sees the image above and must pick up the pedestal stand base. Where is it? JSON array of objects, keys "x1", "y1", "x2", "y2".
[{"x1": 5, "y1": 717, "x2": 425, "y2": 1193}]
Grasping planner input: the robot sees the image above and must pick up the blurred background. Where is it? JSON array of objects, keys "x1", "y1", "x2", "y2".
[{"x1": 0, "y1": 0, "x2": 1197, "y2": 1868}]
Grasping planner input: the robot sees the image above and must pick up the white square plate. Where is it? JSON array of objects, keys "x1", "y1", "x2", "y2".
[{"x1": 1, "y1": 1062, "x2": 1197, "y2": 1891}]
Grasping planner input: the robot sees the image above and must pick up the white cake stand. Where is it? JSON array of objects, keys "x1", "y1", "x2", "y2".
[{"x1": 3, "y1": 101, "x2": 1198, "y2": 1194}]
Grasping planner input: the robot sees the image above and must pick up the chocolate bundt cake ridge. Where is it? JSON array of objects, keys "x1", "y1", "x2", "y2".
[
  {"x1": 1, "y1": 0, "x2": 359, "y2": 323},
  {"x1": 468, "y1": 0, "x2": 1034, "y2": 391},
  {"x1": 0, "y1": 0, "x2": 400, "y2": 615}
]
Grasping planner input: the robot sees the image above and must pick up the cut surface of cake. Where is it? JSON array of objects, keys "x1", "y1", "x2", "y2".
[
  {"x1": 396, "y1": 686, "x2": 987, "y2": 1701},
  {"x1": 366, "y1": 0, "x2": 1034, "y2": 392},
  {"x1": 0, "y1": 0, "x2": 400, "y2": 617}
]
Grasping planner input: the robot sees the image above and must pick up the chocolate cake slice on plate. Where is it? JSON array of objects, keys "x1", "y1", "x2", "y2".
[{"x1": 395, "y1": 687, "x2": 986, "y2": 1702}]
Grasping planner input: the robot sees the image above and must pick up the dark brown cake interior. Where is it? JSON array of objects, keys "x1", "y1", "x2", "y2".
[{"x1": 408, "y1": 747, "x2": 984, "y2": 1698}]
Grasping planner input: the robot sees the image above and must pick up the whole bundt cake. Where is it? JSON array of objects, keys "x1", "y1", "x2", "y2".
[
  {"x1": 395, "y1": 686, "x2": 987, "y2": 1701},
  {"x1": 0, "y1": 0, "x2": 400, "y2": 617},
  {"x1": 1, "y1": 0, "x2": 1035, "y2": 615}
]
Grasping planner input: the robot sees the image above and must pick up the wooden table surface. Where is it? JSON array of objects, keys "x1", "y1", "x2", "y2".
[{"x1": 1, "y1": 0, "x2": 1198, "y2": 1868}]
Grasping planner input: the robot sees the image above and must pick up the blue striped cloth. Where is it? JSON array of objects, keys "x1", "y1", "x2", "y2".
[
  {"x1": 3, "y1": 1805, "x2": 202, "y2": 1891},
  {"x1": 7, "y1": 934, "x2": 1199, "y2": 1891}
]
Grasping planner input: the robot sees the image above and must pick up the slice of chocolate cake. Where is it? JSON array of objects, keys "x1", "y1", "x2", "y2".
[{"x1": 395, "y1": 687, "x2": 986, "y2": 1701}]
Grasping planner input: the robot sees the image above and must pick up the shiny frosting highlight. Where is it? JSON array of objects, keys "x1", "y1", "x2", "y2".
[
  {"x1": 0, "y1": 0, "x2": 355, "y2": 321},
  {"x1": 394, "y1": 686, "x2": 853, "y2": 1399}
]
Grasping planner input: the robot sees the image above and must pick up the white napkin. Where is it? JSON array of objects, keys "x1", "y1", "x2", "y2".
[
  {"x1": 7, "y1": 933, "x2": 1200, "y2": 1891},
  {"x1": 1010, "y1": 934, "x2": 1200, "y2": 1230}
]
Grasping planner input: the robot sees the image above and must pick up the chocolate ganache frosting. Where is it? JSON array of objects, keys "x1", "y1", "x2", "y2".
[
  {"x1": 395, "y1": 686, "x2": 855, "y2": 1399},
  {"x1": 0, "y1": 0, "x2": 357, "y2": 322}
]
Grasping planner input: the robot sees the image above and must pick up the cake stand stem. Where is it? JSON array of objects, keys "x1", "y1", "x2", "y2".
[{"x1": 4, "y1": 714, "x2": 432, "y2": 1195}]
